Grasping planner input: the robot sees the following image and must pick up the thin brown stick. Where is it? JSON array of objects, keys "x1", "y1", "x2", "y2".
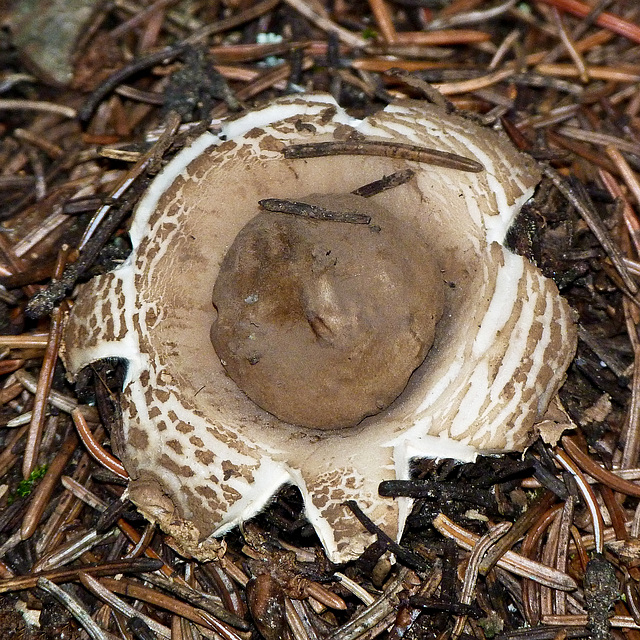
[
  {"x1": 258, "y1": 198, "x2": 371, "y2": 224},
  {"x1": 367, "y1": 0, "x2": 397, "y2": 43},
  {"x1": 600, "y1": 485, "x2": 628, "y2": 541},
  {"x1": 36, "y1": 453, "x2": 91, "y2": 556},
  {"x1": 621, "y1": 298, "x2": 640, "y2": 470},
  {"x1": 558, "y1": 127, "x2": 640, "y2": 157},
  {"x1": 427, "y1": 0, "x2": 516, "y2": 30},
  {"x1": 140, "y1": 571, "x2": 249, "y2": 629},
  {"x1": 14, "y1": 128, "x2": 64, "y2": 159},
  {"x1": 479, "y1": 491, "x2": 556, "y2": 575},
  {"x1": 539, "y1": 510, "x2": 561, "y2": 617},
  {"x1": 283, "y1": 140, "x2": 484, "y2": 172},
  {"x1": 554, "y1": 448, "x2": 605, "y2": 554},
  {"x1": 22, "y1": 304, "x2": 65, "y2": 479},
  {"x1": 305, "y1": 581, "x2": 347, "y2": 610},
  {"x1": 78, "y1": 110, "x2": 181, "y2": 251},
  {"x1": 432, "y1": 514, "x2": 577, "y2": 591},
  {"x1": 535, "y1": 64, "x2": 640, "y2": 82},
  {"x1": 0, "y1": 382, "x2": 24, "y2": 406},
  {"x1": 561, "y1": 435, "x2": 640, "y2": 498},
  {"x1": 281, "y1": 0, "x2": 366, "y2": 48},
  {"x1": 37, "y1": 576, "x2": 115, "y2": 640},
  {"x1": 71, "y1": 408, "x2": 128, "y2": 480},
  {"x1": 551, "y1": 7, "x2": 589, "y2": 82},
  {"x1": 393, "y1": 30, "x2": 491, "y2": 45},
  {"x1": 536, "y1": 0, "x2": 640, "y2": 45},
  {"x1": 554, "y1": 496, "x2": 575, "y2": 615},
  {"x1": 541, "y1": 614, "x2": 640, "y2": 629},
  {"x1": 547, "y1": 132, "x2": 618, "y2": 174},
  {"x1": 98, "y1": 577, "x2": 244, "y2": 640},
  {"x1": 521, "y1": 503, "x2": 562, "y2": 624},
  {"x1": 185, "y1": 0, "x2": 281, "y2": 43},
  {"x1": 606, "y1": 146, "x2": 640, "y2": 211},
  {"x1": 0, "y1": 424, "x2": 28, "y2": 478},
  {"x1": 451, "y1": 522, "x2": 511, "y2": 640},
  {"x1": 0, "y1": 99, "x2": 76, "y2": 118},
  {"x1": 0, "y1": 333, "x2": 47, "y2": 348},
  {"x1": 434, "y1": 69, "x2": 515, "y2": 95},
  {"x1": 351, "y1": 169, "x2": 416, "y2": 197},
  {"x1": 0, "y1": 557, "x2": 163, "y2": 593},
  {"x1": 110, "y1": 0, "x2": 182, "y2": 38},
  {"x1": 79, "y1": 573, "x2": 172, "y2": 639},
  {"x1": 123, "y1": 522, "x2": 155, "y2": 559},
  {"x1": 20, "y1": 430, "x2": 79, "y2": 540}
]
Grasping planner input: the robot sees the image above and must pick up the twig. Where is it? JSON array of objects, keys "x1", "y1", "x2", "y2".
[
  {"x1": 432, "y1": 514, "x2": 577, "y2": 591},
  {"x1": 78, "y1": 46, "x2": 187, "y2": 124},
  {"x1": 536, "y1": 0, "x2": 640, "y2": 45},
  {"x1": 621, "y1": 296, "x2": 640, "y2": 470},
  {"x1": 606, "y1": 146, "x2": 640, "y2": 212},
  {"x1": 557, "y1": 127, "x2": 640, "y2": 158},
  {"x1": 344, "y1": 500, "x2": 428, "y2": 571},
  {"x1": 71, "y1": 408, "x2": 128, "y2": 480},
  {"x1": 0, "y1": 99, "x2": 77, "y2": 118},
  {"x1": 535, "y1": 63, "x2": 640, "y2": 82},
  {"x1": 326, "y1": 568, "x2": 408, "y2": 640},
  {"x1": 434, "y1": 69, "x2": 516, "y2": 95},
  {"x1": 451, "y1": 522, "x2": 511, "y2": 640},
  {"x1": 20, "y1": 431, "x2": 79, "y2": 540},
  {"x1": 98, "y1": 577, "x2": 244, "y2": 640},
  {"x1": 561, "y1": 435, "x2": 640, "y2": 498},
  {"x1": 0, "y1": 334, "x2": 48, "y2": 347},
  {"x1": 78, "y1": 110, "x2": 181, "y2": 250},
  {"x1": 0, "y1": 557, "x2": 163, "y2": 593},
  {"x1": 110, "y1": 0, "x2": 182, "y2": 38},
  {"x1": 282, "y1": 0, "x2": 366, "y2": 48},
  {"x1": 551, "y1": 7, "x2": 589, "y2": 82},
  {"x1": 258, "y1": 198, "x2": 371, "y2": 224},
  {"x1": 14, "y1": 369, "x2": 98, "y2": 420},
  {"x1": 393, "y1": 30, "x2": 491, "y2": 45},
  {"x1": 553, "y1": 448, "x2": 605, "y2": 554},
  {"x1": 351, "y1": 169, "x2": 415, "y2": 197},
  {"x1": 367, "y1": 0, "x2": 396, "y2": 43},
  {"x1": 79, "y1": 573, "x2": 172, "y2": 639},
  {"x1": 334, "y1": 572, "x2": 376, "y2": 606},
  {"x1": 37, "y1": 577, "x2": 115, "y2": 640},
  {"x1": 141, "y1": 571, "x2": 250, "y2": 630},
  {"x1": 283, "y1": 140, "x2": 484, "y2": 172},
  {"x1": 35, "y1": 529, "x2": 120, "y2": 573},
  {"x1": 427, "y1": 0, "x2": 516, "y2": 30},
  {"x1": 479, "y1": 491, "x2": 557, "y2": 575},
  {"x1": 22, "y1": 303, "x2": 65, "y2": 479},
  {"x1": 185, "y1": 0, "x2": 281, "y2": 43}
]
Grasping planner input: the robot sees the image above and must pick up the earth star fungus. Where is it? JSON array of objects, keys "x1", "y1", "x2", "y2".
[{"x1": 63, "y1": 94, "x2": 577, "y2": 563}]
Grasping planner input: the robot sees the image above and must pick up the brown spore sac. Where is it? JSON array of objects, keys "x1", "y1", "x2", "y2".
[{"x1": 210, "y1": 193, "x2": 444, "y2": 430}]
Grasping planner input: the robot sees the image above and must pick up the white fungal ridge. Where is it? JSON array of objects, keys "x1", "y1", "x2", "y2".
[
  {"x1": 204, "y1": 457, "x2": 292, "y2": 538},
  {"x1": 223, "y1": 95, "x2": 352, "y2": 140},
  {"x1": 130, "y1": 133, "x2": 218, "y2": 247},
  {"x1": 287, "y1": 467, "x2": 340, "y2": 558},
  {"x1": 472, "y1": 249, "x2": 523, "y2": 358}
]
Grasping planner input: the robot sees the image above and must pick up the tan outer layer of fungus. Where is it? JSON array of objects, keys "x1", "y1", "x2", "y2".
[{"x1": 62, "y1": 94, "x2": 577, "y2": 563}]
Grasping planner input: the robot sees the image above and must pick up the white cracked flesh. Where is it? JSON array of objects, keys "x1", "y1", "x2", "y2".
[{"x1": 63, "y1": 94, "x2": 577, "y2": 563}]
